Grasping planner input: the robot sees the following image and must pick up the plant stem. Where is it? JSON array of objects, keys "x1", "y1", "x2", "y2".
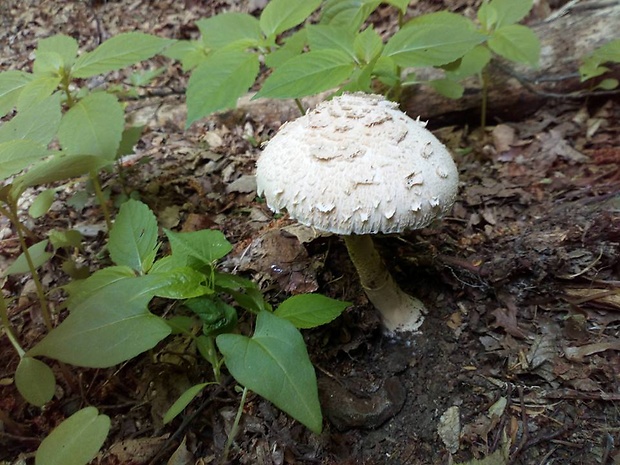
[
  {"x1": 0, "y1": 292, "x2": 25, "y2": 357},
  {"x1": 221, "y1": 386, "x2": 249, "y2": 464},
  {"x1": 90, "y1": 170, "x2": 112, "y2": 231},
  {"x1": 294, "y1": 98, "x2": 305, "y2": 116},
  {"x1": 7, "y1": 202, "x2": 53, "y2": 331}
]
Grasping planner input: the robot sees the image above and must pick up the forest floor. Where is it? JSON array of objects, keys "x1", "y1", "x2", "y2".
[{"x1": 1, "y1": 1, "x2": 619, "y2": 464}]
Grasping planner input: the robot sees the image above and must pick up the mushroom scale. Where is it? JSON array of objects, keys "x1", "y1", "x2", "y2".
[{"x1": 255, "y1": 93, "x2": 458, "y2": 236}]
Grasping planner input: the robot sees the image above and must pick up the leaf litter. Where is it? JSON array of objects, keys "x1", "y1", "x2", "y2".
[{"x1": 1, "y1": 0, "x2": 619, "y2": 464}]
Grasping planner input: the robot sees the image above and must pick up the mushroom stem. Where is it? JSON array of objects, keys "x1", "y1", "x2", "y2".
[{"x1": 343, "y1": 235, "x2": 426, "y2": 332}]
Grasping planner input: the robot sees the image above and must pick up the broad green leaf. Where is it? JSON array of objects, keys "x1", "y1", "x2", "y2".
[
  {"x1": 274, "y1": 294, "x2": 350, "y2": 329},
  {"x1": 165, "y1": 228, "x2": 232, "y2": 267},
  {"x1": 63, "y1": 265, "x2": 135, "y2": 309},
  {"x1": 478, "y1": 0, "x2": 533, "y2": 30},
  {"x1": 596, "y1": 78, "x2": 618, "y2": 90},
  {"x1": 3, "y1": 240, "x2": 52, "y2": 276},
  {"x1": 445, "y1": 45, "x2": 492, "y2": 79},
  {"x1": 36, "y1": 34, "x2": 79, "y2": 68},
  {"x1": 33, "y1": 52, "x2": 64, "y2": 76},
  {"x1": 384, "y1": 0, "x2": 409, "y2": 13},
  {"x1": 116, "y1": 125, "x2": 144, "y2": 157},
  {"x1": 150, "y1": 267, "x2": 211, "y2": 299},
  {"x1": 186, "y1": 49, "x2": 259, "y2": 126},
  {"x1": 11, "y1": 153, "x2": 107, "y2": 198},
  {"x1": 15, "y1": 356, "x2": 56, "y2": 406},
  {"x1": 28, "y1": 274, "x2": 172, "y2": 367},
  {"x1": 108, "y1": 199, "x2": 158, "y2": 274},
  {"x1": 321, "y1": 0, "x2": 381, "y2": 31},
  {"x1": 213, "y1": 271, "x2": 257, "y2": 291},
  {"x1": 0, "y1": 93, "x2": 61, "y2": 145},
  {"x1": 35, "y1": 407, "x2": 110, "y2": 465},
  {"x1": 217, "y1": 311, "x2": 322, "y2": 433},
  {"x1": 588, "y1": 39, "x2": 620, "y2": 64},
  {"x1": 255, "y1": 49, "x2": 355, "y2": 99},
  {"x1": 58, "y1": 92, "x2": 124, "y2": 159},
  {"x1": 373, "y1": 55, "x2": 399, "y2": 86},
  {"x1": 185, "y1": 296, "x2": 237, "y2": 336},
  {"x1": 48, "y1": 229, "x2": 83, "y2": 250},
  {"x1": 197, "y1": 12, "x2": 261, "y2": 49},
  {"x1": 354, "y1": 27, "x2": 384, "y2": 63},
  {"x1": 16, "y1": 75, "x2": 60, "y2": 112},
  {"x1": 264, "y1": 29, "x2": 307, "y2": 69},
  {"x1": 29, "y1": 189, "x2": 56, "y2": 218},
  {"x1": 166, "y1": 315, "x2": 195, "y2": 334},
  {"x1": 0, "y1": 70, "x2": 32, "y2": 117},
  {"x1": 163, "y1": 40, "x2": 209, "y2": 71},
  {"x1": 72, "y1": 32, "x2": 172, "y2": 78},
  {"x1": 384, "y1": 12, "x2": 485, "y2": 67},
  {"x1": 306, "y1": 25, "x2": 356, "y2": 59},
  {"x1": 260, "y1": 0, "x2": 321, "y2": 38},
  {"x1": 226, "y1": 285, "x2": 270, "y2": 314},
  {"x1": 429, "y1": 78, "x2": 464, "y2": 99},
  {"x1": 163, "y1": 383, "x2": 209, "y2": 424},
  {"x1": 0, "y1": 139, "x2": 51, "y2": 180},
  {"x1": 488, "y1": 24, "x2": 540, "y2": 66}
]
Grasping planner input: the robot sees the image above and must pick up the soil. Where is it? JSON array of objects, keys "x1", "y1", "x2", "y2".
[{"x1": 1, "y1": 1, "x2": 619, "y2": 465}]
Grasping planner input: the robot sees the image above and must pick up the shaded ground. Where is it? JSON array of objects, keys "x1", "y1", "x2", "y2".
[{"x1": 1, "y1": 1, "x2": 619, "y2": 464}]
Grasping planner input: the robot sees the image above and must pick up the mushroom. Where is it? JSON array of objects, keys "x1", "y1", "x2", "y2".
[{"x1": 255, "y1": 93, "x2": 458, "y2": 332}]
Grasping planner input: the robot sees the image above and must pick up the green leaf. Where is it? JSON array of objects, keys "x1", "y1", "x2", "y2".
[
  {"x1": 580, "y1": 39, "x2": 620, "y2": 82},
  {"x1": 48, "y1": 229, "x2": 83, "y2": 250},
  {"x1": 72, "y1": 32, "x2": 172, "y2": 78},
  {"x1": 3, "y1": 240, "x2": 52, "y2": 276},
  {"x1": 478, "y1": 0, "x2": 533, "y2": 30},
  {"x1": 0, "y1": 70, "x2": 32, "y2": 117},
  {"x1": 16, "y1": 75, "x2": 60, "y2": 112},
  {"x1": 429, "y1": 78, "x2": 464, "y2": 99},
  {"x1": 0, "y1": 93, "x2": 61, "y2": 145},
  {"x1": 116, "y1": 125, "x2": 144, "y2": 157},
  {"x1": 108, "y1": 199, "x2": 159, "y2": 274},
  {"x1": 0, "y1": 139, "x2": 51, "y2": 180},
  {"x1": 33, "y1": 52, "x2": 64, "y2": 76},
  {"x1": 321, "y1": 0, "x2": 381, "y2": 31},
  {"x1": 163, "y1": 40, "x2": 209, "y2": 71},
  {"x1": 185, "y1": 296, "x2": 237, "y2": 336},
  {"x1": 63, "y1": 265, "x2": 135, "y2": 309},
  {"x1": 165, "y1": 228, "x2": 233, "y2": 268},
  {"x1": 58, "y1": 92, "x2": 124, "y2": 159},
  {"x1": 150, "y1": 267, "x2": 211, "y2": 299},
  {"x1": 36, "y1": 34, "x2": 79, "y2": 68},
  {"x1": 28, "y1": 274, "x2": 172, "y2": 367},
  {"x1": 596, "y1": 78, "x2": 619, "y2": 90},
  {"x1": 384, "y1": 0, "x2": 409, "y2": 13},
  {"x1": 255, "y1": 49, "x2": 355, "y2": 99},
  {"x1": 35, "y1": 407, "x2": 110, "y2": 465},
  {"x1": 217, "y1": 311, "x2": 322, "y2": 433},
  {"x1": 274, "y1": 294, "x2": 350, "y2": 329},
  {"x1": 259, "y1": 0, "x2": 321, "y2": 38},
  {"x1": 264, "y1": 29, "x2": 307, "y2": 69},
  {"x1": 488, "y1": 24, "x2": 540, "y2": 66},
  {"x1": 306, "y1": 25, "x2": 356, "y2": 59},
  {"x1": 354, "y1": 27, "x2": 384, "y2": 63},
  {"x1": 445, "y1": 45, "x2": 492, "y2": 79},
  {"x1": 384, "y1": 12, "x2": 485, "y2": 67},
  {"x1": 197, "y1": 12, "x2": 261, "y2": 49},
  {"x1": 11, "y1": 153, "x2": 107, "y2": 198},
  {"x1": 29, "y1": 189, "x2": 57, "y2": 218},
  {"x1": 15, "y1": 356, "x2": 56, "y2": 406},
  {"x1": 163, "y1": 383, "x2": 209, "y2": 424},
  {"x1": 166, "y1": 315, "x2": 195, "y2": 334},
  {"x1": 186, "y1": 49, "x2": 259, "y2": 126}
]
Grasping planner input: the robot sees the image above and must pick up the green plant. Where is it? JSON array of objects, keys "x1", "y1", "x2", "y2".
[
  {"x1": 168, "y1": 0, "x2": 540, "y2": 127},
  {"x1": 19, "y1": 199, "x2": 348, "y2": 458},
  {"x1": 579, "y1": 38, "x2": 620, "y2": 90}
]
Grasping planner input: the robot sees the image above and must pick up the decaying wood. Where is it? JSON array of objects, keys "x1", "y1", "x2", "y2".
[{"x1": 401, "y1": 0, "x2": 620, "y2": 123}]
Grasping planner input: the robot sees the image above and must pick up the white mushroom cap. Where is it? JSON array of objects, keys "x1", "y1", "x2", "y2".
[{"x1": 256, "y1": 93, "x2": 458, "y2": 235}]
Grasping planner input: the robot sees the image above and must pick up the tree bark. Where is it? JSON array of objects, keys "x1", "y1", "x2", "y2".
[{"x1": 400, "y1": 0, "x2": 620, "y2": 124}]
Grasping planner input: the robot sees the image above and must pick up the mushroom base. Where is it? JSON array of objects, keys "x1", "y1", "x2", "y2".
[{"x1": 343, "y1": 235, "x2": 426, "y2": 332}]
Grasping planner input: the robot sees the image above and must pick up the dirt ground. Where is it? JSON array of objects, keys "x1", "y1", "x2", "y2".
[{"x1": 1, "y1": 1, "x2": 619, "y2": 464}]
